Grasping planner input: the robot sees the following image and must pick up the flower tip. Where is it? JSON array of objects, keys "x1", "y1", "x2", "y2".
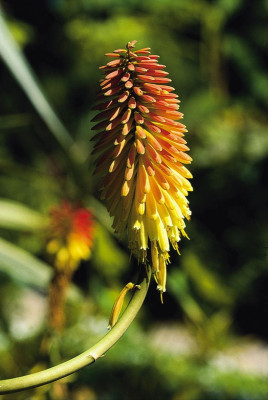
[{"x1": 127, "y1": 40, "x2": 137, "y2": 49}]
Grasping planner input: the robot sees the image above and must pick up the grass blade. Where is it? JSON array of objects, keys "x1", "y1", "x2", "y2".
[{"x1": 0, "y1": 9, "x2": 74, "y2": 153}]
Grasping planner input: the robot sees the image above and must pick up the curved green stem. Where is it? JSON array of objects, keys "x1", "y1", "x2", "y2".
[{"x1": 0, "y1": 266, "x2": 151, "y2": 394}]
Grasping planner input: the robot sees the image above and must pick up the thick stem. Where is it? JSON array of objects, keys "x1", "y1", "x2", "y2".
[{"x1": 0, "y1": 266, "x2": 151, "y2": 394}]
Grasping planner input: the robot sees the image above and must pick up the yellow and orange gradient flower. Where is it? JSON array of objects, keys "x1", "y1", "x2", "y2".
[
  {"x1": 46, "y1": 201, "x2": 94, "y2": 271},
  {"x1": 92, "y1": 41, "x2": 192, "y2": 298}
]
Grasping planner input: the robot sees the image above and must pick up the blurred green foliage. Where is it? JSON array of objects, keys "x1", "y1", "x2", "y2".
[{"x1": 0, "y1": 0, "x2": 268, "y2": 399}]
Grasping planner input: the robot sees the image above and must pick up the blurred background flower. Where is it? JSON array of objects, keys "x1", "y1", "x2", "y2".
[
  {"x1": 47, "y1": 201, "x2": 94, "y2": 272},
  {"x1": 0, "y1": 1, "x2": 267, "y2": 399},
  {"x1": 46, "y1": 201, "x2": 94, "y2": 332}
]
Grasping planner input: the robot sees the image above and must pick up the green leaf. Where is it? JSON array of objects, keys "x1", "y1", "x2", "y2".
[
  {"x1": 0, "y1": 237, "x2": 51, "y2": 289},
  {"x1": 0, "y1": 9, "x2": 82, "y2": 161},
  {"x1": 88, "y1": 196, "x2": 113, "y2": 234},
  {"x1": 0, "y1": 198, "x2": 48, "y2": 231},
  {"x1": 91, "y1": 223, "x2": 128, "y2": 279},
  {"x1": 182, "y1": 252, "x2": 233, "y2": 306},
  {"x1": 169, "y1": 270, "x2": 205, "y2": 323}
]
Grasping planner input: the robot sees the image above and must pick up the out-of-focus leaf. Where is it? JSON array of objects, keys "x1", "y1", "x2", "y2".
[
  {"x1": 0, "y1": 198, "x2": 48, "y2": 231},
  {"x1": 0, "y1": 9, "x2": 82, "y2": 161},
  {"x1": 91, "y1": 223, "x2": 127, "y2": 279},
  {"x1": 182, "y1": 252, "x2": 233, "y2": 306},
  {"x1": 0, "y1": 238, "x2": 82, "y2": 303},
  {"x1": 169, "y1": 269, "x2": 205, "y2": 323},
  {"x1": 7, "y1": 19, "x2": 34, "y2": 47},
  {"x1": 0, "y1": 113, "x2": 32, "y2": 129},
  {"x1": 88, "y1": 196, "x2": 113, "y2": 234},
  {"x1": 0, "y1": 237, "x2": 51, "y2": 289}
]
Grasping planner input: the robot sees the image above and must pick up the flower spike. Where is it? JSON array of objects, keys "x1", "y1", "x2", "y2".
[{"x1": 92, "y1": 41, "x2": 192, "y2": 298}]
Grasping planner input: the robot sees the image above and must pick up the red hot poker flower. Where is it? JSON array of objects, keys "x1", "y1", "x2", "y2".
[
  {"x1": 47, "y1": 201, "x2": 94, "y2": 271},
  {"x1": 92, "y1": 41, "x2": 192, "y2": 299}
]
